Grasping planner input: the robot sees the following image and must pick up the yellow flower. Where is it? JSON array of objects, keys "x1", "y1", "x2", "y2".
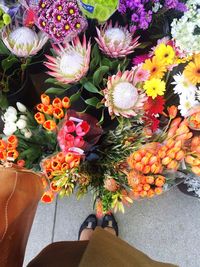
[
  {"x1": 142, "y1": 56, "x2": 166, "y2": 79},
  {"x1": 183, "y1": 54, "x2": 200, "y2": 85},
  {"x1": 144, "y1": 78, "x2": 166, "y2": 99},
  {"x1": 154, "y1": 44, "x2": 175, "y2": 65}
]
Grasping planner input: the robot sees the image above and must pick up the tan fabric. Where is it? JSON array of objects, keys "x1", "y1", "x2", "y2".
[
  {"x1": 0, "y1": 165, "x2": 44, "y2": 267},
  {"x1": 28, "y1": 227, "x2": 178, "y2": 267},
  {"x1": 79, "y1": 227, "x2": 178, "y2": 267}
]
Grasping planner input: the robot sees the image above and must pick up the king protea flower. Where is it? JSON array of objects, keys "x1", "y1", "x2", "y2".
[
  {"x1": 95, "y1": 21, "x2": 140, "y2": 58},
  {"x1": 2, "y1": 26, "x2": 48, "y2": 57},
  {"x1": 103, "y1": 70, "x2": 147, "y2": 118},
  {"x1": 44, "y1": 35, "x2": 91, "y2": 85}
]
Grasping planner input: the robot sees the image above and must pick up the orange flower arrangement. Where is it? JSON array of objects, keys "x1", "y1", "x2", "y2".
[
  {"x1": 35, "y1": 94, "x2": 71, "y2": 131},
  {"x1": 0, "y1": 135, "x2": 19, "y2": 162}
]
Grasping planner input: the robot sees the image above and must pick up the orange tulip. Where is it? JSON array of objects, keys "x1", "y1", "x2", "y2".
[
  {"x1": 134, "y1": 162, "x2": 144, "y2": 172},
  {"x1": 167, "y1": 105, "x2": 177, "y2": 119},
  {"x1": 185, "y1": 155, "x2": 195, "y2": 165},
  {"x1": 170, "y1": 117, "x2": 182, "y2": 128},
  {"x1": 155, "y1": 187, "x2": 163, "y2": 195},
  {"x1": 56, "y1": 152, "x2": 65, "y2": 163},
  {"x1": 7, "y1": 149, "x2": 19, "y2": 160},
  {"x1": 0, "y1": 139, "x2": 7, "y2": 150},
  {"x1": 53, "y1": 107, "x2": 64, "y2": 119},
  {"x1": 147, "y1": 189, "x2": 155, "y2": 198},
  {"x1": 41, "y1": 94, "x2": 50, "y2": 106},
  {"x1": 62, "y1": 97, "x2": 71, "y2": 109},
  {"x1": 143, "y1": 183, "x2": 151, "y2": 191},
  {"x1": 51, "y1": 160, "x2": 61, "y2": 170},
  {"x1": 146, "y1": 176, "x2": 154, "y2": 184},
  {"x1": 52, "y1": 97, "x2": 62, "y2": 108},
  {"x1": 50, "y1": 182, "x2": 61, "y2": 192},
  {"x1": 0, "y1": 150, "x2": 6, "y2": 160},
  {"x1": 175, "y1": 150, "x2": 185, "y2": 161},
  {"x1": 143, "y1": 165, "x2": 151, "y2": 174},
  {"x1": 191, "y1": 166, "x2": 200, "y2": 176},
  {"x1": 17, "y1": 159, "x2": 25, "y2": 167},
  {"x1": 141, "y1": 156, "x2": 149, "y2": 165},
  {"x1": 45, "y1": 168, "x2": 54, "y2": 179},
  {"x1": 65, "y1": 152, "x2": 75, "y2": 163},
  {"x1": 162, "y1": 156, "x2": 172, "y2": 165},
  {"x1": 140, "y1": 190, "x2": 148, "y2": 197},
  {"x1": 43, "y1": 120, "x2": 57, "y2": 131},
  {"x1": 41, "y1": 190, "x2": 54, "y2": 203},
  {"x1": 43, "y1": 104, "x2": 53, "y2": 115},
  {"x1": 155, "y1": 176, "x2": 165, "y2": 187},
  {"x1": 36, "y1": 103, "x2": 44, "y2": 112},
  {"x1": 165, "y1": 138, "x2": 175, "y2": 149},
  {"x1": 61, "y1": 162, "x2": 70, "y2": 170},
  {"x1": 134, "y1": 184, "x2": 143, "y2": 192},
  {"x1": 7, "y1": 135, "x2": 18, "y2": 147},
  {"x1": 167, "y1": 160, "x2": 179, "y2": 170},
  {"x1": 132, "y1": 151, "x2": 142, "y2": 162},
  {"x1": 34, "y1": 112, "x2": 45, "y2": 125}
]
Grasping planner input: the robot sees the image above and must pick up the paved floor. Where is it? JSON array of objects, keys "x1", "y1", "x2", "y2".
[{"x1": 23, "y1": 187, "x2": 200, "y2": 267}]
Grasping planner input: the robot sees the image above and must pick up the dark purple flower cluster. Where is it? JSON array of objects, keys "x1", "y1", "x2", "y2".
[
  {"x1": 34, "y1": 0, "x2": 87, "y2": 43},
  {"x1": 118, "y1": 0, "x2": 186, "y2": 32}
]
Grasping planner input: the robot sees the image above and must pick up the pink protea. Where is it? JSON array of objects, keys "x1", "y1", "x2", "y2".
[
  {"x1": 44, "y1": 35, "x2": 91, "y2": 84},
  {"x1": 95, "y1": 21, "x2": 140, "y2": 58},
  {"x1": 2, "y1": 26, "x2": 48, "y2": 57},
  {"x1": 103, "y1": 70, "x2": 147, "y2": 118}
]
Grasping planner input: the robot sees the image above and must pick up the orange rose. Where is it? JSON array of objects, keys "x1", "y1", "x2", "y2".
[
  {"x1": 34, "y1": 112, "x2": 45, "y2": 125},
  {"x1": 41, "y1": 94, "x2": 50, "y2": 106},
  {"x1": 43, "y1": 120, "x2": 57, "y2": 131},
  {"x1": 62, "y1": 97, "x2": 71, "y2": 109}
]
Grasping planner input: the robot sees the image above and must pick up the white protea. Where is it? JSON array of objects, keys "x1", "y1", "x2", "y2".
[
  {"x1": 44, "y1": 35, "x2": 91, "y2": 84},
  {"x1": 103, "y1": 70, "x2": 147, "y2": 118},
  {"x1": 2, "y1": 26, "x2": 48, "y2": 57},
  {"x1": 95, "y1": 21, "x2": 140, "y2": 58}
]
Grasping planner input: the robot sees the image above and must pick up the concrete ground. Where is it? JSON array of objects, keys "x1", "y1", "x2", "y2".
[{"x1": 23, "y1": 187, "x2": 200, "y2": 267}]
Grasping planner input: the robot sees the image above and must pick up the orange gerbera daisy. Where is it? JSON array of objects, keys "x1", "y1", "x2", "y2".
[
  {"x1": 183, "y1": 54, "x2": 200, "y2": 85},
  {"x1": 142, "y1": 56, "x2": 166, "y2": 79}
]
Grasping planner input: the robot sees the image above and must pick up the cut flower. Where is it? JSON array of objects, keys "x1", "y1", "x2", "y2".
[
  {"x1": 103, "y1": 70, "x2": 147, "y2": 118},
  {"x1": 2, "y1": 26, "x2": 48, "y2": 57},
  {"x1": 95, "y1": 21, "x2": 140, "y2": 58},
  {"x1": 183, "y1": 54, "x2": 200, "y2": 85},
  {"x1": 45, "y1": 35, "x2": 91, "y2": 84},
  {"x1": 144, "y1": 78, "x2": 166, "y2": 99}
]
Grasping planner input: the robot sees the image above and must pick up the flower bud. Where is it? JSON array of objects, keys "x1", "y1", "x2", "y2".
[
  {"x1": 16, "y1": 119, "x2": 27, "y2": 130},
  {"x1": 24, "y1": 129, "x2": 32, "y2": 139},
  {"x1": 41, "y1": 190, "x2": 54, "y2": 203},
  {"x1": 16, "y1": 102, "x2": 27, "y2": 112},
  {"x1": 41, "y1": 94, "x2": 50, "y2": 106},
  {"x1": 76, "y1": 121, "x2": 90, "y2": 137},
  {"x1": 3, "y1": 122, "x2": 17, "y2": 136},
  {"x1": 167, "y1": 105, "x2": 177, "y2": 119}
]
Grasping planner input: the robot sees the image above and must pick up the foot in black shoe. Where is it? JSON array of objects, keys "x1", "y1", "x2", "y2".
[
  {"x1": 78, "y1": 214, "x2": 97, "y2": 241},
  {"x1": 102, "y1": 213, "x2": 118, "y2": 236}
]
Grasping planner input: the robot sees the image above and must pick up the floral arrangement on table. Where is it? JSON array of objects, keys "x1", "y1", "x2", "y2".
[{"x1": 0, "y1": 0, "x2": 200, "y2": 214}]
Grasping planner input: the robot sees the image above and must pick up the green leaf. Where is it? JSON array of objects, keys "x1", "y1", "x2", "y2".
[
  {"x1": 98, "y1": 109, "x2": 105, "y2": 125},
  {"x1": 0, "y1": 93, "x2": 8, "y2": 110},
  {"x1": 70, "y1": 90, "x2": 81, "y2": 102},
  {"x1": 45, "y1": 87, "x2": 66, "y2": 95},
  {"x1": 1, "y1": 55, "x2": 18, "y2": 72},
  {"x1": 93, "y1": 66, "x2": 109, "y2": 87},
  {"x1": 0, "y1": 40, "x2": 10, "y2": 55},
  {"x1": 83, "y1": 81, "x2": 102, "y2": 95},
  {"x1": 136, "y1": 42, "x2": 152, "y2": 49},
  {"x1": 45, "y1": 78, "x2": 71, "y2": 89},
  {"x1": 85, "y1": 97, "x2": 99, "y2": 107}
]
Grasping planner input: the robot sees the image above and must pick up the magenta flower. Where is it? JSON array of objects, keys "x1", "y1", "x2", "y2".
[{"x1": 76, "y1": 121, "x2": 90, "y2": 137}]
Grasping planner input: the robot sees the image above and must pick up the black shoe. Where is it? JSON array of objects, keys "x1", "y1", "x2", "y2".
[
  {"x1": 78, "y1": 214, "x2": 97, "y2": 240},
  {"x1": 102, "y1": 213, "x2": 118, "y2": 236}
]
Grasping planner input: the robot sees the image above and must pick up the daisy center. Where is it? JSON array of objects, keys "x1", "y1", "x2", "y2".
[
  {"x1": 105, "y1": 28, "x2": 126, "y2": 44},
  {"x1": 59, "y1": 51, "x2": 84, "y2": 76},
  {"x1": 113, "y1": 82, "x2": 138, "y2": 109}
]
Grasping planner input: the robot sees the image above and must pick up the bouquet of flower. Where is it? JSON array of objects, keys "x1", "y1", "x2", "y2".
[{"x1": 0, "y1": 0, "x2": 200, "y2": 215}]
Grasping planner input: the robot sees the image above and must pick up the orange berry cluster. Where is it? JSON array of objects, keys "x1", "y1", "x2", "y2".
[
  {"x1": 42, "y1": 151, "x2": 81, "y2": 180},
  {"x1": 128, "y1": 146, "x2": 163, "y2": 174},
  {"x1": 0, "y1": 135, "x2": 19, "y2": 161},
  {"x1": 185, "y1": 136, "x2": 200, "y2": 176},
  {"x1": 34, "y1": 94, "x2": 71, "y2": 131},
  {"x1": 128, "y1": 170, "x2": 165, "y2": 198}
]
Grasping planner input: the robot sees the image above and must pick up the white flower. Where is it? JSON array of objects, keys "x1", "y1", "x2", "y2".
[
  {"x1": 4, "y1": 113, "x2": 17, "y2": 123},
  {"x1": 2, "y1": 26, "x2": 48, "y2": 57},
  {"x1": 20, "y1": 115, "x2": 27, "y2": 121},
  {"x1": 16, "y1": 102, "x2": 27, "y2": 112},
  {"x1": 16, "y1": 119, "x2": 27, "y2": 130},
  {"x1": 3, "y1": 122, "x2": 17, "y2": 136},
  {"x1": 178, "y1": 94, "x2": 199, "y2": 117},
  {"x1": 6, "y1": 106, "x2": 17, "y2": 115},
  {"x1": 172, "y1": 73, "x2": 197, "y2": 96},
  {"x1": 24, "y1": 129, "x2": 32, "y2": 139}
]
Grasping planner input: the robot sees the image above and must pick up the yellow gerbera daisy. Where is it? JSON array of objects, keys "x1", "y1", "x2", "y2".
[
  {"x1": 142, "y1": 56, "x2": 166, "y2": 79},
  {"x1": 183, "y1": 54, "x2": 200, "y2": 85},
  {"x1": 143, "y1": 78, "x2": 166, "y2": 99},
  {"x1": 154, "y1": 44, "x2": 175, "y2": 66}
]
